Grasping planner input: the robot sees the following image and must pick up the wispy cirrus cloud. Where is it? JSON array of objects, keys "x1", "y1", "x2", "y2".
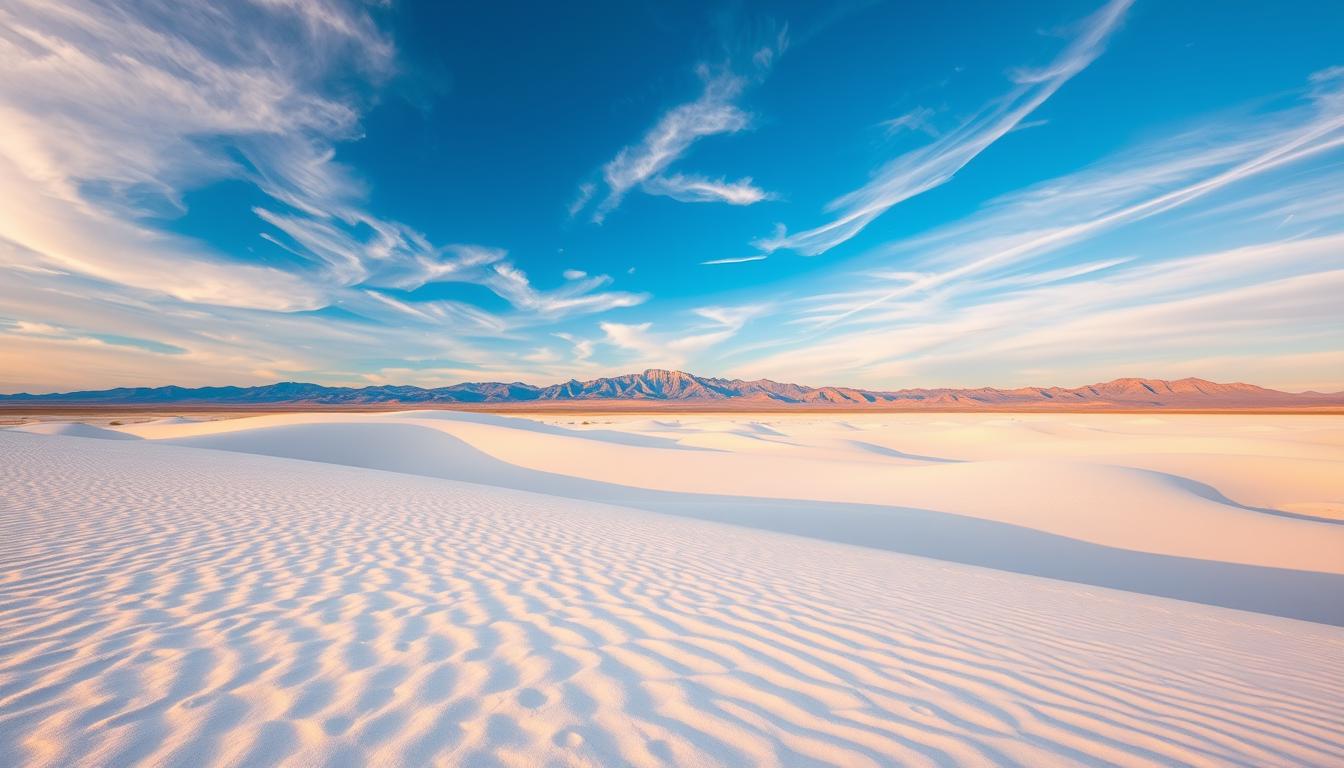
[
  {"x1": 0, "y1": 0, "x2": 398, "y2": 306},
  {"x1": 600, "y1": 303, "x2": 767, "y2": 369},
  {"x1": 806, "y1": 69, "x2": 1344, "y2": 328},
  {"x1": 0, "y1": 249, "x2": 498, "y2": 393},
  {"x1": 880, "y1": 107, "x2": 940, "y2": 137},
  {"x1": 0, "y1": 0, "x2": 648, "y2": 323},
  {"x1": 2, "y1": 1, "x2": 1338, "y2": 395},
  {"x1": 0, "y1": 0, "x2": 652, "y2": 392},
  {"x1": 0, "y1": 0, "x2": 387, "y2": 311},
  {"x1": 552, "y1": 332, "x2": 595, "y2": 362},
  {"x1": 731, "y1": 234, "x2": 1344, "y2": 389},
  {"x1": 701, "y1": 255, "x2": 769, "y2": 265},
  {"x1": 486, "y1": 264, "x2": 648, "y2": 318},
  {"x1": 588, "y1": 70, "x2": 751, "y2": 222},
  {"x1": 717, "y1": 69, "x2": 1344, "y2": 390},
  {"x1": 566, "y1": 182, "x2": 596, "y2": 218},
  {"x1": 353, "y1": 290, "x2": 510, "y2": 336},
  {"x1": 643, "y1": 174, "x2": 774, "y2": 205},
  {"x1": 757, "y1": 0, "x2": 1133, "y2": 256},
  {"x1": 579, "y1": 27, "x2": 788, "y2": 222}
]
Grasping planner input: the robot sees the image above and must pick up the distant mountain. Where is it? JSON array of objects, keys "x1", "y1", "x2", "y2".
[{"x1": 3, "y1": 370, "x2": 1341, "y2": 409}]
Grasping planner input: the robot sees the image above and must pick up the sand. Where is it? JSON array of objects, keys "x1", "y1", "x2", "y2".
[
  {"x1": 104, "y1": 410, "x2": 1344, "y2": 620},
  {"x1": 2, "y1": 412, "x2": 1342, "y2": 766}
]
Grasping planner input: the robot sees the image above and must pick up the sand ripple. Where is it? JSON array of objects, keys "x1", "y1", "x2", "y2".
[{"x1": 2, "y1": 432, "x2": 1342, "y2": 766}]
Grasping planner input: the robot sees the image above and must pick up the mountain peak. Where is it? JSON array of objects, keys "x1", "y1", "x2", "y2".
[{"x1": 2, "y1": 373, "x2": 1337, "y2": 409}]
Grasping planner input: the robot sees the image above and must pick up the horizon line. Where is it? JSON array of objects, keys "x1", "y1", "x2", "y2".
[{"x1": 4, "y1": 368, "x2": 1343, "y2": 399}]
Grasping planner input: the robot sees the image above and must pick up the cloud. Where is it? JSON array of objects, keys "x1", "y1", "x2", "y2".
[
  {"x1": 567, "y1": 182, "x2": 595, "y2": 218},
  {"x1": 590, "y1": 71, "x2": 751, "y2": 221},
  {"x1": 643, "y1": 174, "x2": 774, "y2": 205},
  {"x1": 581, "y1": 28, "x2": 788, "y2": 222},
  {"x1": 346, "y1": 258, "x2": 647, "y2": 329},
  {"x1": 0, "y1": 183, "x2": 329, "y2": 311},
  {"x1": 0, "y1": 248, "x2": 531, "y2": 393},
  {"x1": 804, "y1": 73, "x2": 1344, "y2": 328},
  {"x1": 723, "y1": 69, "x2": 1344, "y2": 390},
  {"x1": 0, "y1": 0, "x2": 621, "y2": 321},
  {"x1": 0, "y1": 0, "x2": 404, "y2": 313},
  {"x1": 600, "y1": 303, "x2": 766, "y2": 369},
  {"x1": 553, "y1": 332, "x2": 595, "y2": 361},
  {"x1": 751, "y1": 25, "x2": 790, "y2": 70},
  {"x1": 3, "y1": 319, "x2": 64, "y2": 338},
  {"x1": 0, "y1": 1, "x2": 385, "y2": 201},
  {"x1": 732, "y1": 232, "x2": 1344, "y2": 390},
  {"x1": 254, "y1": 207, "x2": 510, "y2": 291},
  {"x1": 0, "y1": 0, "x2": 660, "y2": 393},
  {"x1": 599, "y1": 322, "x2": 658, "y2": 358},
  {"x1": 701, "y1": 255, "x2": 768, "y2": 265},
  {"x1": 688, "y1": 305, "x2": 767, "y2": 345},
  {"x1": 254, "y1": 208, "x2": 639, "y2": 323},
  {"x1": 880, "y1": 107, "x2": 939, "y2": 137},
  {"x1": 756, "y1": 0, "x2": 1132, "y2": 256},
  {"x1": 0, "y1": 316, "x2": 187, "y2": 356},
  {"x1": 355, "y1": 290, "x2": 510, "y2": 335},
  {"x1": 485, "y1": 264, "x2": 648, "y2": 318},
  {"x1": 3, "y1": 0, "x2": 1338, "y2": 395},
  {"x1": 522, "y1": 346, "x2": 560, "y2": 364}
]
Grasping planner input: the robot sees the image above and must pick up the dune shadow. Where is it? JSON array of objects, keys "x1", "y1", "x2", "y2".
[
  {"x1": 11, "y1": 422, "x2": 142, "y2": 440},
  {"x1": 386, "y1": 411, "x2": 712, "y2": 451},
  {"x1": 846, "y1": 440, "x2": 963, "y2": 463},
  {"x1": 1149, "y1": 469, "x2": 1344, "y2": 526},
  {"x1": 166, "y1": 423, "x2": 1344, "y2": 626}
]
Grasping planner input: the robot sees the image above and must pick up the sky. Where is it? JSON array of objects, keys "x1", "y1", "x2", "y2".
[{"x1": 1, "y1": 0, "x2": 1342, "y2": 394}]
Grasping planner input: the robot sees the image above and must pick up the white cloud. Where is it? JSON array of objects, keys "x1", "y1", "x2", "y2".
[
  {"x1": 0, "y1": 0, "x2": 660, "y2": 393},
  {"x1": 809, "y1": 75, "x2": 1344, "y2": 328},
  {"x1": 583, "y1": 29, "x2": 788, "y2": 222},
  {"x1": 701, "y1": 255, "x2": 768, "y2": 265},
  {"x1": 757, "y1": 0, "x2": 1132, "y2": 256},
  {"x1": 600, "y1": 303, "x2": 766, "y2": 370},
  {"x1": 254, "y1": 207, "x2": 511, "y2": 291},
  {"x1": 553, "y1": 332, "x2": 595, "y2": 361},
  {"x1": 732, "y1": 234, "x2": 1344, "y2": 390},
  {"x1": 522, "y1": 346, "x2": 560, "y2": 364},
  {"x1": 3, "y1": 0, "x2": 1338, "y2": 395},
  {"x1": 567, "y1": 182, "x2": 595, "y2": 218},
  {"x1": 355, "y1": 290, "x2": 510, "y2": 336},
  {"x1": 592, "y1": 70, "x2": 751, "y2": 221},
  {"x1": 0, "y1": 0, "x2": 401, "y2": 313},
  {"x1": 643, "y1": 174, "x2": 773, "y2": 205},
  {"x1": 880, "y1": 107, "x2": 939, "y2": 137},
  {"x1": 599, "y1": 322, "x2": 658, "y2": 358},
  {"x1": 0, "y1": 0, "x2": 634, "y2": 324},
  {"x1": 5, "y1": 320, "x2": 64, "y2": 337},
  {"x1": 485, "y1": 264, "x2": 648, "y2": 318},
  {"x1": 0, "y1": 252, "x2": 527, "y2": 393}
]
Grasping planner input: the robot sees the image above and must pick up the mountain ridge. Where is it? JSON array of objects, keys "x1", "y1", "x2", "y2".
[{"x1": 2, "y1": 369, "x2": 1341, "y2": 409}]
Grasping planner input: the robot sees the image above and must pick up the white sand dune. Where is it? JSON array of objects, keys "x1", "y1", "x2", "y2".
[
  {"x1": 112, "y1": 410, "x2": 1344, "y2": 622},
  {"x1": 11, "y1": 422, "x2": 142, "y2": 440},
  {"x1": 142, "y1": 416, "x2": 202, "y2": 426},
  {"x1": 3, "y1": 413, "x2": 1343, "y2": 766}
]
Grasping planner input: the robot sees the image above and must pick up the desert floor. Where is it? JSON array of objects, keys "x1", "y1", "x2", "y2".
[{"x1": 2, "y1": 412, "x2": 1342, "y2": 766}]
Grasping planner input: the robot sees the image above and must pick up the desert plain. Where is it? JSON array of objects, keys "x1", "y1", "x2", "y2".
[{"x1": 1, "y1": 410, "x2": 1342, "y2": 766}]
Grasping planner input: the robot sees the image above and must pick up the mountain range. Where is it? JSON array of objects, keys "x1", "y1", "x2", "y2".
[{"x1": 2, "y1": 369, "x2": 1341, "y2": 409}]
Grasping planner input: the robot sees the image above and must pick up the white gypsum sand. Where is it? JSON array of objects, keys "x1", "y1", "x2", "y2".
[
  {"x1": 101, "y1": 410, "x2": 1344, "y2": 622},
  {"x1": 1, "y1": 413, "x2": 1342, "y2": 766}
]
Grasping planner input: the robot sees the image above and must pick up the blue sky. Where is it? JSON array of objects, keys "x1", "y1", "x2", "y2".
[{"x1": 1, "y1": 0, "x2": 1341, "y2": 393}]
